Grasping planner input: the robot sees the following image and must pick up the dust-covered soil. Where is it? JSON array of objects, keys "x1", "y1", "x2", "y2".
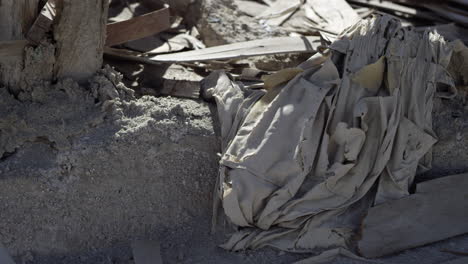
[{"x1": 0, "y1": 67, "x2": 221, "y2": 263}]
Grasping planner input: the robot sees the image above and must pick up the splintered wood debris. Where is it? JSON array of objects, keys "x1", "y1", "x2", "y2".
[
  {"x1": 358, "y1": 173, "x2": 468, "y2": 258},
  {"x1": 150, "y1": 36, "x2": 322, "y2": 62},
  {"x1": 106, "y1": 6, "x2": 170, "y2": 46},
  {"x1": 0, "y1": 40, "x2": 28, "y2": 58},
  {"x1": 27, "y1": 0, "x2": 56, "y2": 44},
  {"x1": 27, "y1": 0, "x2": 171, "y2": 47}
]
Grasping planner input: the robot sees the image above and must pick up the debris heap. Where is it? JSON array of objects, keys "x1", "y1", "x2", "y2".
[{"x1": 205, "y1": 14, "x2": 465, "y2": 253}]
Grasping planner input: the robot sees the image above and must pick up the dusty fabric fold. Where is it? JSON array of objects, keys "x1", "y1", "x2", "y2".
[{"x1": 207, "y1": 15, "x2": 457, "y2": 252}]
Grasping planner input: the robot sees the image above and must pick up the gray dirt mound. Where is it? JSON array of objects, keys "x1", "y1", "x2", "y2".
[{"x1": 0, "y1": 66, "x2": 220, "y2": 262}]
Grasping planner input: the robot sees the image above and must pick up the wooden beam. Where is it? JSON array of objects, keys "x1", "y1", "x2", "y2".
[
  {"x1": 27, "y1": 1, "x2": 57, "y2": 44},
  {"x1": 106, "y1": 6, "x2": 170, "y2": 46},
  {"x1": 150, "y1": 36, "x2": 321, "y2": 62},
  {"x1": 0, "y1": 0, "x2": 39, "y2": 41},
  {"x1": 0, "y1": 40, "x2": 29, "y2": 58},
  {"x1": 348, "y1": 0, "x2": 442, "y2": 21},
  {"x1": 53, "y1": 0, "x2": 109, "y2": 81},
  {"x1": 358, "y1": 173, "x2": 468, "y2": 258},
  {"x1": 27, "y1": 2, "x2": 171, "y2": 47}
]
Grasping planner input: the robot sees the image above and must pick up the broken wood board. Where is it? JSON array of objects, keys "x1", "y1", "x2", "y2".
[
  {"x1": 27, "y1": 0, "x2": 56, "y2": 44},
  {"x1": 358, "y1": 173, "x2": 468, "y2": 258},
  {"x1": 108, "y1": 1, "x2": 141, "y2": 23},
  {"x1": 161, "y1": 65, "x2": 202, "y2": 98},
  {"x1": 131, "y1": 240, "x2": 163, "y2": 264},
  {"x1": 125, "y1": 33, "x2": 205, "y2": 55},
  {"x1": 423, "y1": 4, "x2": 468, "y2": 26},
  {"x1": 104, "y1": 47, "x2": 160, "y2": 65},
  {"x1": 145, "y1": 64, "x2": 202, "y2": 99},
  {"x1": 106, "y1": 6, "x2": 170, "y2": 46},
  {"x1": 159, "y1": 79, "x2": 200, "y2": 99},
  {"x1": 54, "y1": 0, "x2": 109, "y2": 81},
  {"x1": 27, "y1": 2, "x2": 170, "y2": 47},
  {"x1": 0, "y1": 40, "x2": 28, "y2": 58},
  {"x1": 150, "y1": 36, "x2": 321, "y2": 62},
  {"x1": 348, "y1": 0, "x2": 440, "y2": 21}
]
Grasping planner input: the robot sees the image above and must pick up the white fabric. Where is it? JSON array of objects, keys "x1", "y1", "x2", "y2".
[{"x1": 206, "y1": 15, "x2": 456, "y2": 252}]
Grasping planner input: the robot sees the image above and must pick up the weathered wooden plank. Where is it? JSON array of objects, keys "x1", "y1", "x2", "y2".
[
  {"x1": 0, "y1": 0, "x2": 39, "y2": 90},
  {"x1": 104, "y1": 47, "x2": 160, "y2": 65},
  {"x1": 106, "y1": 7, "x2": 170, "y2": 46},
  {"x1": 0, "y1": 40, "x2": 29, "y2": 58},
  {"x1": 348, "y1": 0, "x2": 440, "y2": 21},
  {"x1": 150, "y1": 36, "x2": 321, "y2": 62},
  {"x1": 27, "y1": 0, "x2": 57, "y2": 44},
  {"x1": 159, "y1": 64, "x2": 202, "y2": 99},
  {"x1": 28, "y1": 3, "x2": 170, "y2": 48},
  {"x1": 54, "y1": 0, "x2": 109, "y2": 81},
  {"x1": 358, "y1": 173, "x2": 468, "y2": 258}
]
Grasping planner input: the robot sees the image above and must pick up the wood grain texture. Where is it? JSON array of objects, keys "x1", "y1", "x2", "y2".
[
  {"x1": 0, "y1": 40, "x2": 29, "y2": 58},
  {"x1": 150, "y1": 36, "x2": 321, "y2": 62},
  {"x1": 0, "y1": 0, "x2": 38, "y2": 41},
  {"x1": 106, "y1": 6, "x2": 170, "y2": 46},
  {"x1": 27, "y1": 0, "x2": 57, "y2": 44},
  {"x1": 54, "y1": 0, "x2": 109, "y2": 81},
  {"x1": 358, "y1": 173, "x2": 468, "y2": 258},
  {"x1": 0, "y1": 0, "x2": 39, "y2": 91}
]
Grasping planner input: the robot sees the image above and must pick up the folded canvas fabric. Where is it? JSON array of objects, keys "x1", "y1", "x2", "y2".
[{"x1": 203, "y1": 15, "x2": 457, "y2": 252}]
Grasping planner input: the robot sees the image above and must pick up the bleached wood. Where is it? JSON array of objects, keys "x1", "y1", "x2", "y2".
[
  {"x1": 150, "y1": 36, "x2": 321, "y2": 62},
  {"x1": 53, "y1": 0, "x2": 109, "y2": 81},
  {"x1": 106, "y1": 6, "x2": 170, "y2": 46},
  {"x1": 358, "y1": 173, "x2": 468, "y2": 258}
]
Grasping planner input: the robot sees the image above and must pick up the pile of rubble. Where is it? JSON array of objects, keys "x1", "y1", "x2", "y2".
[{"x1": 1, "y1": 0, "x2": 468, "y2": 263}]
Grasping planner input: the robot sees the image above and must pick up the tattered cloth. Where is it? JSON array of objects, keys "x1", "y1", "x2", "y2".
[{"x1": 203, "y1": 15, "x2": 458, "y2": 252}]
